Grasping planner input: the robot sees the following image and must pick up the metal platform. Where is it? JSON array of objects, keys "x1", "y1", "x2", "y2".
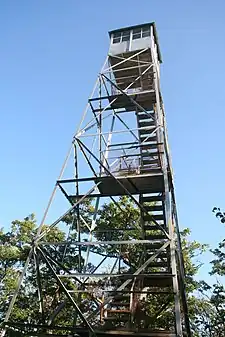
[
  {"x1": 109, "y1": 91, "x2": 156, "y2": 111},
  {"x1": 6, "y1": 323, "x2": 179, "y2": 337},
  {"x1": 95, "y1": 172, "x2": 164, "y2": 196}
]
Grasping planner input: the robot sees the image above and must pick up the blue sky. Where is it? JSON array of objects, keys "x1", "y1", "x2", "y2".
[{"x1": 0, "y1": 1, "x2": 225, "y2": 280}]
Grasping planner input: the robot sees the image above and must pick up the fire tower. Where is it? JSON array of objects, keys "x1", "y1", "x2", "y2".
[{"x1": 2, "y1": 23, "x2": 190, "y2": 337}]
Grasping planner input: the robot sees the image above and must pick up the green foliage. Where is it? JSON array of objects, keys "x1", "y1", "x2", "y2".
[
  {"x1": 189, "y1": 208, "x2": 225, "y2": 336},
  {"x1": 95, "y1": 196, "x2": 141, "y2": 264},
  {"x1": 213, "y1": 207, "x2": 225, "y2": 224},
  {"x1": 181, "y1": 228, "x2": 208, "y2": 293},
  {"x1": 94, "y1": 197, "x2": 209, "y2": 331},
  {"x1": 190, "y1": 281, "x2": 225, "y2": 336},
  {"x1": 211, "y1": 207, "x2": 225, "y2": 277},
  {"x1": 0, "y1": 214, "x2": 80, "y2": 327},
  {"x1": 62, "y1": 198, "x2": 95, "y2": 231},
  {"x1": 0, "y1": 201, "x2": 224, "y2": 336},
  {"x1": 210, "y1": 240, "x2": 225, "y2": 276}
]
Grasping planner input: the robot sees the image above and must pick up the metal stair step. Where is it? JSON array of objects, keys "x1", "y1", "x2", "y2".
[
  {"x1": 148, "y1": 261, "x2": 168, "y2": 267},
  {"x1": 140, "y1": 144, "x2": 160, "y2": 151},
  {"x1": 140, "y1": 168, "x2": 162, "y2": 174},
  {"x1": 140, "y1": 143, "x2": 163, "y2": 150},
  {"x1": 140, "y1": 168, "x2": 161, "y2": 174},
  {"x1": 143, "y1": 149, "x2": 163, "y2": 155},
  {"x1": 145, "y1": 234, "x2": 167, "y2": 240},
  {"x1": 137, "y1": 112, "x2": 155, "y2": 120},
  {"x1": 145, "y1": 242, "x2": 165, "y2": 250},
  {"x1": 138, "y1": 121, "x2": 156, "y2": 127},
  {"x1": 147, "y1": 252, "x2": 168, "y2": 259},
  {"x1": 118, "y1": 273, "x2": 171, "y2": 280},
  {"x1": 142, "y1": 149, "x2": 159, "y2": 155},
  {"x1": 139, "y1": 135, "x2": 157, "y2": 142},
  {"x1": 143, "y1": 214, "x2": 165, "y2": 221},
  {"x1": 143, "y1": 205, "x2": 163, "y2": 212},
  {"x1": 106, "y1": 309, "x2": 131, "y2": 313},
  {"x1": 142, "y1": 152, "x2": 160, "y2": 157},
  {"x1": 143, "y1": 225, "x2": 166, "y2": 230},
  {"x1": 141, "y1": 159, "x2": 160, "y2": 166},
  {"x1": 104, "y1": 316, "x2": 130, "y2": 321},
  {"x1": 142, "y1": 157, "x2": 160, "y2": 164},
  {"x1": 110, "y1": 302, "x2": 130, "y2": 306},
  {"x1": 113, "y1": 294, "x2": 130, "y2": 300},
  {"x1": 141, "y1": 195, "x2": 163, "y2": 202},
  {"x1": 139, "y1": 128, "x2": 157, "y2": 135}
]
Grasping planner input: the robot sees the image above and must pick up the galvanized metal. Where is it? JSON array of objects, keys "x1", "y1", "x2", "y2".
[{"x1": 1, "y1": 22, "x2": 190, "y2": 337}]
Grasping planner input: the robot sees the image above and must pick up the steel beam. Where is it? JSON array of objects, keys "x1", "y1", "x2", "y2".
[{"x1": 3, "y1": 23, "x2": 189, "y2": 337}]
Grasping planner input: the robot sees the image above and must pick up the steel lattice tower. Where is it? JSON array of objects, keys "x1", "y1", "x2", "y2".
[{"x1": 2, "y1": 23, "x2": 191, "y2": 337}]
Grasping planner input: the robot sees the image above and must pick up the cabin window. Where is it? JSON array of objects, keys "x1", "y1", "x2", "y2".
[
  {"x1": 121, "y1": 30, "x2": 130, "y2": 42},
  {"x1": 113, "y1": 32, "x2": 122, "y2": 44},
  {"x1": 113, "y1": 30, "x2": 130, "y2": 43},
  {"x1": 142, "y1": 27, "x2": 150, "y2": 38},
  {"x1": 132, "y1": 26, "x2": 151, "y2": 40},
  {"x1": 132, "y1": 28, "x2": 141, "y2": 40}
]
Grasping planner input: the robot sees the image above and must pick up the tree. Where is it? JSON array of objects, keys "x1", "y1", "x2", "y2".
[
  {"x1": 0, "y1": 214, "x2": 83, "y2": 329},
  {"x1": 202, "y1": 207, "x2": 225, "y2": 335},
  {"x1": 211, "y1": 207, "x2": 225, "y2": 276},
  {"x1": 190, "y1": 281, "x2": 225, "y2": 337},
  {"x1": 0, "y1": 214, "x2": 36, "y2": 322},
  {"x1": 0, "y1": 200, "x2": 221, "y2": 336},
  {"x1": 188, "y1": 207, "x2": 225, "y2": 336}
]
